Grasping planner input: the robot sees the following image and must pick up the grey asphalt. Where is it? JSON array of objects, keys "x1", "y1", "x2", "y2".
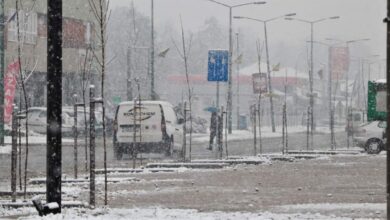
[{"x1": 0, "y1": 130, "x2": 352, "y2": 187}]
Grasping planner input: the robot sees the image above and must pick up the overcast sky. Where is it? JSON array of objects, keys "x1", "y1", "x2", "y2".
[{"x1": 110, "y1": 0, "x2": 386, "y2": 68}]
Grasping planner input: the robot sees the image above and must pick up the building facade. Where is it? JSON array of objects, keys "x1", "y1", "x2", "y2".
[{"x1": 5, "y1": 0, "x2": 99, "y2": 107}]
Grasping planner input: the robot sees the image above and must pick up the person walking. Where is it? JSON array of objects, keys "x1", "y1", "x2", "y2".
[
  {"x1": 208, "y1": 112, "x2": 217, "y2": 150},
  {"x1": 209, "y1": 111, "x2": 223, "y2": 150}
]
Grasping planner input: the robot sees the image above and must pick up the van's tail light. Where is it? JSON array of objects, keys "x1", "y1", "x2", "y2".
[
  {"x1": 161, "y1": 121, "x2": 167, "y2": 133},
  {"x1": 113, "y1": 119, "x2": 118, "y2": 133}
]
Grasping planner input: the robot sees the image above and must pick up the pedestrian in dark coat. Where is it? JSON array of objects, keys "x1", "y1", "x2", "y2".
[
  {"x1": 209, "y1": 112, "x2": 223, "y2": 150},
  {"x1": 208, "y1": 112, "x2": 217, "y2": 150}
]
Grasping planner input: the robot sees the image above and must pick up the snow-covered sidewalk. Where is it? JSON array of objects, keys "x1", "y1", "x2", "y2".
[
  {"x1": 0, "y1": 145, "x2": 11, "y2": 154},
  {"x1": 0, "y1": 206, "x2": 383, "y2": 220},
  {"x1": 191, "y1": 125, "x2": 345, "y2": 143},
  {"x1": 3, "y1": 135, "x2": 73, "y2": 146}
]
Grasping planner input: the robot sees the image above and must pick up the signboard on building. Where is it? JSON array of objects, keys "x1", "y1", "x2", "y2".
[
  {"x1": 112, "y1": 96, "x2": 121, "y2": 105},
  {"x1": 329, "y1": 47, "x2": 349, "y2": 80},
  {"x1": 4, "y1": 60, "x2": 20, "y2": 124},
  {"x1": 367, "y1": 80, "x2": 387, "y2": 121},
  {"x1": 207, "y1": 50, "x2": 229, "y2": 82},
  {"x1": 252, "y1": 73, "x2": 267, "y2": 94}
]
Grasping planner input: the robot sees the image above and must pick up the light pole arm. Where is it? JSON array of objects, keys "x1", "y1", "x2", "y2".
[
  {"x1": 234, "y1": 16, "x2": 265, "y2": 23},
  {"x1": 205, "y1": 0, "x2": 230, "y2": 8},
  {"x1": 232, "y1": 2, "x2": 265, "y2": 8},
  {"x1": 266, "y1": 15, "x2": 288, "y2": 22},
  {"x1": 290, "y1": 18, "x2": 311, "y2": 24},
  {"x1": 313, "y1": 18, "x2": 328, "y2": 23},
  {"x1": 207, "y1": 0, "x2": 266, "y2": 9},
  {"x1": 291, "y1": 16, "x2": 339, "y2": 25}
]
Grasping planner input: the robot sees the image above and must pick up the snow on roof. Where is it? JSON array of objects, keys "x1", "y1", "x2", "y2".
[
  {"x1": 374, "y1": 79, "x2": 386, "y2": 83},
  {"x1": 119, "y1": 100, "x2": 174, "y2": 107},
  {"x1": 239, "y1": 62, "x2": 309, "y2": 79}
]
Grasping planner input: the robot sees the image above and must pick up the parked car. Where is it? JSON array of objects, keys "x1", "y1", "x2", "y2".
[
  {"x1": 353, "y1": 120, "x2": 386, "y2": 154},
  {"x1": 345, "y1": 111, "x2": 365, "y2": 135},
  {"x1": 18, "y1": 107, "x2": 73, "y2": 135},
  {"x1": 113, "y1": 100, "x2": 184, "y2": 159},
  {"x1": 62, "y1": 107, "x2": 104, "y2": 136},
  {"x1": 18, "y1": 107, "x2": 104, "y2": 136}
]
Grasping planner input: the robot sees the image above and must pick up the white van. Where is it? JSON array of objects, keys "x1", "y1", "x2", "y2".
[{"x1": 113, "y1": 100, "x2": 183, "y2": 159}]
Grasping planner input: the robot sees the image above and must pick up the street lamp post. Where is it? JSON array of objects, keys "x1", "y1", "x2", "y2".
[
  {"x1": 306, "y1": 40, "x2": 338, "y2": 149},
  {"x1": 325, "y1": 38, "x2": 370, "y2": 148},
  {"x1": 359, "y1": 55, "x2": 381, "y2": 80},
  {"x1": 347, "y1": 55, "x2": 381, "y2": 117},
  {"x1": 0, "y1": 0, "x2": 4, "y2": 146},
  {"x1": 359, "y1": 55, "x2": 380, "y2": 116},
  {"x1": 128, "y1": 46, "x2": 169, "y2": 101},
  {"x1": 205, "y1": 0, "x2": 266, "y2": 134},
  {"x1": 150, "y1": 0, "x2": 156, "y2": 100},
  {"x1": 234, "y1": 13, "x2": 296, "y2": 133},
  {"x1": 235, "y1": 32, "x2": 240, "y2": 130},
  {"x1": 286, "y1": 16, "x2": 339, "y2": 148}
]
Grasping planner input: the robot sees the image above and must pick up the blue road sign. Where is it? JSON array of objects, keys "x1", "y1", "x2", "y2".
[{"x1": 207, "y1": 50, "x2": 229, "y2": 82}]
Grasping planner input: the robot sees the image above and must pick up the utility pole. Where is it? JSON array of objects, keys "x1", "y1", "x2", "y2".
[
  {"x1": 73, "y1": 95, "x2": 78, "y2": 179},
  {"x1": 205, "y1": 1, "x2": 266, "y2": 134},
  {"x1": 235, "y1": 14, "x2": 296, "y2": 133},
  {"x1": 227, "y1": 7, "x2": 233, "y2": 133},
  {"x1": 345, "y1": 46, "x2": 350, "y2": 149},
  {"x1": 127, "y1": 48, "x2": 132, "y2": 100},
  {"x1": 11, "y1": 105, "x2": 17, "y2": 202},
  {"x1": 252, "y1": 105, "x2": 257, "y2": 156},
  {"x1": 236, "y1": 33, "x2": 240, "y2": 130},
  {"x1": 150, "y1": 0, "x2": 156, "y2": 100},
  {"x1": 47, "y1": 0, "x2": 62, "y2": 211},
  {"x1": 309, "y1": 23, "x2": 314, "y2": 148},
  {"x1": 385, "y1": 0, "x2": 390, "y2": 216},
  {"x1": 328, "y1": 46, "x2": 335, "y2": 150},
  {"x1": 89, "y1": 85, "x2": 96, "y2": 207},
  {"x1": 182, "y1": 102, "x2": 187, "y2": 161},
  {"x1": 0, "y1": 0, "x2": 4, "y2": 146},
  {"x1": 324, "y1": 38, "x2": 370, "y2": 150},
  {"x1": 286, "y1": 16, "x2": 340, "y2": 148},
  {"x1": 264, "y1": 22, "x2": 276, "y2": 132}
]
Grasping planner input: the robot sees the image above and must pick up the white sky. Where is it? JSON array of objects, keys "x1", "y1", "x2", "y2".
[{"x1": 110, "y1": 0, "x2": 386, "y2": 63}]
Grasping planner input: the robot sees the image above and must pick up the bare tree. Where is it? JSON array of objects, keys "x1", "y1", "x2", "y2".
[
  {"x1": 79, "y1": 46, "x2": 93, "y2": 172},
  {"x1": 172, "y1": 16, "x2": 193, "y2": 161},
  {"x1": 88, "y1": 0, "x2": 111, "y2": 206},
  {"x1": 256, "y1": 39, "x2": 264, "y2": 154},
  {"x1": 15, "y1": 0, "x2": 38, "y2": 198}
]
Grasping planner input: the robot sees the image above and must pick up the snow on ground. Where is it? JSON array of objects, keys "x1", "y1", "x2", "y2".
[
  {"x1": 4, "y1": 136, "x2": 73, "y2": 145},
  {"x1": 0, "y1": 145, "x2": 11, "y2": 154},
  {"x1": 191, "y1": 126, "x2": 344, "y2": 143},
  {"x1": 0, "y1": 206, "x2": 370, "y2": 220},
  {"x1": 315, "y1": 126, "x2": 345, "y2": 134},
  {"x1": 279, "y1": 202, "x2": 386, "y2": 211},
  {"x1": 275, "y1": 203, "x2": 385, "y2": 219}
]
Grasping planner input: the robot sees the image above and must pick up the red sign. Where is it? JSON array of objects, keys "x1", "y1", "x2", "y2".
[
  {"x1": 252, "y1": 73, "x2": 267, "y2": 94},
  {"x1": 329, "y1": 47, "x2": 349, "y2": 80},
  {"x1": 4, "y1": 60, "x2": 19, "y2": 124}
]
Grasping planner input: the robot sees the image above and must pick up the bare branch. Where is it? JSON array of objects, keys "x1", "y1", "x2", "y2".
[
  {"x1": 23, "y1": 58, "x2": 39, "y2": 83},
  {"x1": 106, "y1": 55, "x2": 116, "y2": 67},
  {"x1": 171, "y1": 37, "x2": 184, "y2": 59},
  {"x1": 186, "y1": 33, "x2": 194, "y2": 60}
]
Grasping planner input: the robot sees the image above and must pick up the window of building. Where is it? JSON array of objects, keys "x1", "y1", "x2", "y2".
[{"x1": 8, "y1": 9, "x2": 38, "y2": 45}]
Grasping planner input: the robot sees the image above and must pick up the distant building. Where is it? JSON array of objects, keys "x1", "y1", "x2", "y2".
[
  {"x1": 165, "y1": 62, "x2": 313, "y2": 127},
  {"x1": 5, "y1": 0, "x2": 99, "y2": 107}
]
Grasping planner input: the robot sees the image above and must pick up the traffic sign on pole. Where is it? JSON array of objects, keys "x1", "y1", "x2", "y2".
[{"x1": 208, "y1": 50, "x2": 229, "y2": 82}]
